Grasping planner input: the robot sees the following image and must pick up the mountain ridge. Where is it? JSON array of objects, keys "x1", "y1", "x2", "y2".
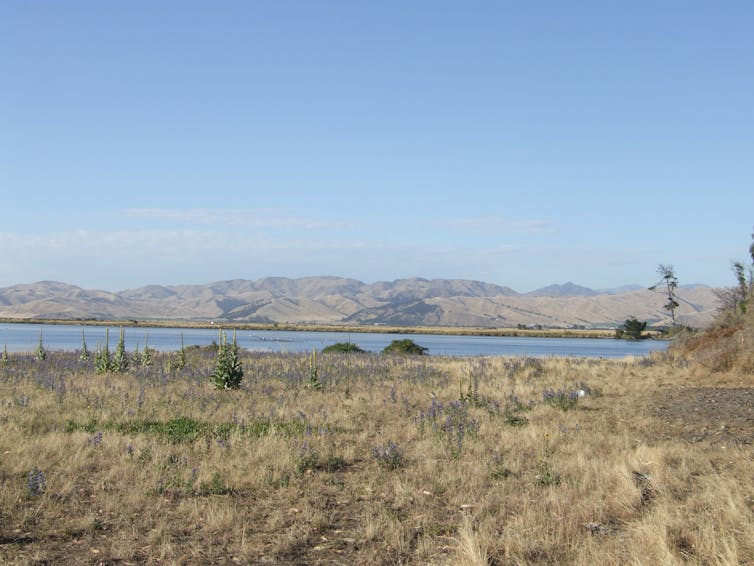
[{"x1": 0, "y1": 277, "x2": 721, "y2": 328}]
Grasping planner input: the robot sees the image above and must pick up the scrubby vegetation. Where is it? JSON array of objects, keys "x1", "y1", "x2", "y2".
[
  {"x1": 321, "y1": 341, "x2": 366, "y2": 354},
  {"x1": 1, "y1": 331, "x2": 752, "y2": 564},
  {"x1": 671, "y1": 231, "x2": 754, "y2": 373},
  {"x1": 382, "y1": 338, "x2": 428, "y2": 355}
]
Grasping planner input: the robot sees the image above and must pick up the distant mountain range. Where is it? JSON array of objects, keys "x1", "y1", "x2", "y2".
[
  {"x1": 0, "y1": 277, "x2": 720, "y2": 328},
  {"x1": 526, "y1": 281, "x2": 601, "y2": 297}
]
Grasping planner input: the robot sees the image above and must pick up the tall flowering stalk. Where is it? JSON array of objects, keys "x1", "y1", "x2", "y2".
[
  {"x1": 306, "y1": 349, "x2": 322, "y2": 390},
  {"x1": 95, "y1": 328, "x2": 112, "y2": 374},
  {"x1": 140, "y1": 334, "x2": 153, "y2": 367},
  {"x1": 112, "y1": 327, "x2": 129, "y2": 372},
  {"x1": 35, "y1": 330, "x2": 47, "y2": 361},
  {"x1": 210, "y1": 330, "x2": 244, "y2": 390},
  {"x1": 175, "y1": 332, "x2": 188, "y2": 370},
  {"x1": 79, "y1": 328, "x2": 90, "y2": 362}
]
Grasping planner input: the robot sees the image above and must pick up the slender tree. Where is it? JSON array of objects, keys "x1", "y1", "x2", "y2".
[{"x1": 650, "y1": 264, "x2": 680, "y2": 326}]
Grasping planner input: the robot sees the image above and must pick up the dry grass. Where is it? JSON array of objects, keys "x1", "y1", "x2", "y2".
[
  {"x1": 1, "y1": 346, "x2": 752, "y2": 565},
  {"x1": 673, "y1": 304, "x2": 754, "y2": 374}
]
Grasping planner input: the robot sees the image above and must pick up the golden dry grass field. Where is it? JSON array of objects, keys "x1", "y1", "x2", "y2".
[{"x1": 1, "y1": 332, "x2": 752, "y2": 564}]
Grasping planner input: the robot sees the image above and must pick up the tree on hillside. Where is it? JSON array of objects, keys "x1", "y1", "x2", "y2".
[
  {"x1": 714, "y1": 263, "x2": 751, "y2": 320},
  {"x1": 650, "y1": 264, "x2": 679, "y2": 326},
  {"x1": 714, "y1": 229, "x2": 754, "y2": 322}
]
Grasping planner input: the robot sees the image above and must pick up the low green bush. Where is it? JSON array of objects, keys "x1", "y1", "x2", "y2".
[
  {"x1": 382, "y1": 339, "x2": 427, "y2": 355},
  {"x1": 322, "y1": 342, "x2": 366, "y2": 354}
]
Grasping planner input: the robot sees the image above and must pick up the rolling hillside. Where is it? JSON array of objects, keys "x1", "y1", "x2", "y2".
[{"x1": 0, "y1": 277, "x2": 720, "y2": 328}]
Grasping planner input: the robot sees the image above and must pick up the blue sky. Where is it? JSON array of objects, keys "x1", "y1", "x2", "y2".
[{"x1": 2, "y1": 1, "x2": 752, "y2": 292}]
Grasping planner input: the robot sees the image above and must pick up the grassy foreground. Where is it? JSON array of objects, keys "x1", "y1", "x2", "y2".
[{"x1": 1, "y1": 346, "x2": 752, "y2": 564}]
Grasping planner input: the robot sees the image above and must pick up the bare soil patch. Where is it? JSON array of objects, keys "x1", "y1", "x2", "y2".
[{"x1": 643, "y1": 386, "x2": 754, "y2": 445}]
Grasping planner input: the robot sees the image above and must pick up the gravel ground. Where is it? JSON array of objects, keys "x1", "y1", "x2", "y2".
[{"x1": 644, "y1": 386, "x2": 754, "y2": 445}]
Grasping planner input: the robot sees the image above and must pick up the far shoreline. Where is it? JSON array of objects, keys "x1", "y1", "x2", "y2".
[{"x1": 0, "y1": 317, "x2": 665, "y2": 340}]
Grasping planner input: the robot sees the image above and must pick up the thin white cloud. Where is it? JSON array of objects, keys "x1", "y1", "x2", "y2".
[
  {"x1": 0, "y1": 229, "x2": 371, "y2": 257},
  {"x1": 446, "y1": 217, "x2": 553, "y2": 234},
  {"x1": 123, "y1": 208, "x2": 355, "y2": 231}
]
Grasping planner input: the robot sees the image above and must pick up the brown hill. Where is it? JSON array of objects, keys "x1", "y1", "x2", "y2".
[{"x1": 0, "y1": 277, "x2": 720, "y2": 328}]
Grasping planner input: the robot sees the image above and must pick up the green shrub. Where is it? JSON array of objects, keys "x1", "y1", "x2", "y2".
[
  {"x1": 619, "y1": 317, "x2": 647, "y2": 340},
  {"x1": 382, "y1": 339, "x2": 428, "y2": 355},
  {"x1": 322, "y1": 342, "x2": 366, "y2": 354}
]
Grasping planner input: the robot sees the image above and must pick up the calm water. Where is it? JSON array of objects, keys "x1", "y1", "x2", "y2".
[{"x1": 0, "y1": 323, "x2": 667, "y2": 358}]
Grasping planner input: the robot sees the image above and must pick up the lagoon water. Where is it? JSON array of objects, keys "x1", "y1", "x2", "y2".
[{"x1": 0, "y1": 323, "x2": 667, "y2": 358}]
